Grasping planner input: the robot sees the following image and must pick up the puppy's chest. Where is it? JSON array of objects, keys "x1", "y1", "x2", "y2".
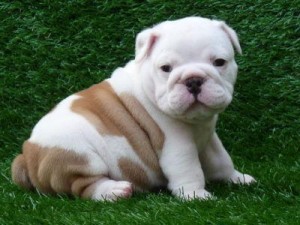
[{"x1": 192, "y1": 122, "x2": 216, "y2": 152}]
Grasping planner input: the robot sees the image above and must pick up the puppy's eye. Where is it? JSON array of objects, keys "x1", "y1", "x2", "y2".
[
  {"x1": 160, "y1": 65, "x2": 172, "y2": 73},
  {"x1": 213, "y1": 58, "x2": 226, "y2": 67}
]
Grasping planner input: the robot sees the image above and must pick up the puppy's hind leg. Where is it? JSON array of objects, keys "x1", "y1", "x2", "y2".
[
  {"x1": 15, "y1": 141, "x2": 133, "y2": 201},
  {"x1": 42, "y1": 149, "x2": 134, "y2": 201},
  {"x1": 199, "y1": 133, "x2": 256, "y2": 184}
]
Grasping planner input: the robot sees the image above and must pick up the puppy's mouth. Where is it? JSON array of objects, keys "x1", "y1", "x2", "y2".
[
  {"x1": 171, "y1": 100, "x2": 219, "y2": 122},
  {"x1": 165, "y1": 79, "x2": 230, "y2": 117}
]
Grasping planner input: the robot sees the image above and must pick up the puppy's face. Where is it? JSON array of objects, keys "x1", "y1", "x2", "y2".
[{"x1": 135, "y1": 17, "x2": 241, "y2": 122}]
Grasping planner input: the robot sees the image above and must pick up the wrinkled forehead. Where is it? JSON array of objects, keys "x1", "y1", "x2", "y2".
[{"x1": 154, "y1": 23, "x2": 234, "y2": 60}]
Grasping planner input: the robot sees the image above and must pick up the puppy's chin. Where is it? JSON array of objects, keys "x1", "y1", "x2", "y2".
[
  {"x1": 184, "y1": 103, "x2": 226, "y2": 121},
  {"x1": 171, "y1": 101, "x2": 226, "y2": 122}
]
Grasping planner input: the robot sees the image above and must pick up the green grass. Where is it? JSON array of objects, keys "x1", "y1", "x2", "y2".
[{"x1": 1, "y1": 0, "x2": 299, "y2": 224}]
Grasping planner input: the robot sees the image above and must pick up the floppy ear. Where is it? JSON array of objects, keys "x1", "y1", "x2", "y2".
[
  {"x1": 217, "y1": 21, "x2": 242, "y2": 55},
  {"x1": 135, "y1": 28, "x2": 160, "y2": 62}
]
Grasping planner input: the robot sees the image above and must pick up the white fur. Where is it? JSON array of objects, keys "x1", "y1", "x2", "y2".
[
  {"x1": 30, "y1": 95, "x2": 95, "y2": 154},
  {"x1": 28, "y1": 17, "x2": 255, "y2": 201},
  {"x1": 29, "y1": 95, "x2": 108, "y2": 175}
]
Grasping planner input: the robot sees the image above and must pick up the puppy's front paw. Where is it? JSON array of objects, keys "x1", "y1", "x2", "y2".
[
  {"x1": 175, "y1": 189, "x2": 213, "y2": 201},
  {"x1": 229, "y1": 170, "x2": 256, "y2": 185}
]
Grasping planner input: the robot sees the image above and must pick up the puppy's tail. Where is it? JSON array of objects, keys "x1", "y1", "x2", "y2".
[{"x1": 11, "y1": 154, "x2": 33, "y2": 190}]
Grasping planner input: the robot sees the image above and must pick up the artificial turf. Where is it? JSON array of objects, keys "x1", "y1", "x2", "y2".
[{"x1": 0, "y1": 0, "x2": 299, "y2": 224}]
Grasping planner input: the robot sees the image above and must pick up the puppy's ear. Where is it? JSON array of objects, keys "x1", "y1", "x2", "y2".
[
  {"x1": 135, "y1": 28, "x2": 160, "y2": 62},
  {"x1": 216, "y1": 21, "x2": 242, "y2": 55}
]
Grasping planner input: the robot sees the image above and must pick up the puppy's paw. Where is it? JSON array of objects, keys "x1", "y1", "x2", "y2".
[
  {"x1": 92, "y1": 180, "x2": 133, "y2": 201},
  {"x1": 229, "y1": 170, "x2": 256, "y2": 185},
  {"x1": 109, "y1": 181, "x2": 133, "y2": 199},
  {"x1": 175, "y1": 189, "x2": 213, "y2": 201}
]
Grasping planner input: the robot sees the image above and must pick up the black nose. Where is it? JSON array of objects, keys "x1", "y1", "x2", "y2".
[{"x1": 185, "y1": 77, "x2": 204, "y2": 97}]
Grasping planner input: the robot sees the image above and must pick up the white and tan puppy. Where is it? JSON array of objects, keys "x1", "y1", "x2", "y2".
[{"x1": 12, "y1": 16, "x2": 255, "y2": 201}]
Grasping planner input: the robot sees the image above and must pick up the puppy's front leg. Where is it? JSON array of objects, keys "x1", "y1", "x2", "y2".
[
  {"x1": 199, "y1": 132, "x2": 256, "y2": 184},
  {"x1": 160, "y1": 129, "x2": 212, "y2": 200}
]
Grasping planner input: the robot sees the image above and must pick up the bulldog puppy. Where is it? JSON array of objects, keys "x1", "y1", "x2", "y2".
[{"x1": 11, "y1": 16, "x2": 255, "y2": 201}]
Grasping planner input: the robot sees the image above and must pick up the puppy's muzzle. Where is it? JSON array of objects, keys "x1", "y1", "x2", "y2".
[{"x1": 185, "y1": 77, "x2": 204, "y2": 99}]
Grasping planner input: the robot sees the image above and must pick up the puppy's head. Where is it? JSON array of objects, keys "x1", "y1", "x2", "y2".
[{"x1": 135, "y1": 17, "x2": 241, "y2": 122}]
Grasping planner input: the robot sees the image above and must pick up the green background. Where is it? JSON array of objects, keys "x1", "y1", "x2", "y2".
[{"x1": 0, "y1": 0, "x2": 299, "y2": 224}]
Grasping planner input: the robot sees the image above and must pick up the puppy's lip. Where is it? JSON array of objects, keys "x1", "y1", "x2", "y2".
[
  {"x1": 189, "y1": 99, "x2": 224, "y2": 111},
  {"x1": 187, "y1": 100, "x2": 208, "y2": 111}
]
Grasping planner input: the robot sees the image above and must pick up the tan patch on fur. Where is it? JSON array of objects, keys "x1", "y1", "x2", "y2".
[
  {"x1": 11, "y1": 141, "x2": 103, "y2": 198},
  {"x1": 11, "y1": 154, "x2": 33, "y2": 190},
  {"x1": 71, "y1": 81, "x2": 165, "y2": 179},
  {"x1": 118, "y1": 157, "x2": 150, "y2": 190},
  {"x1": 119, "y1": 93, "x2": 165, "y2": 153}
]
